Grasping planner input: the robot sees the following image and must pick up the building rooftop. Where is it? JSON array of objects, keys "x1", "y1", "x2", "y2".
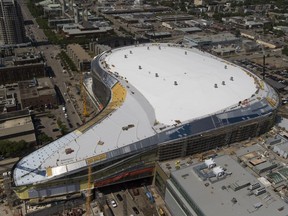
[
  {"x1": 67, "y1": 44, "x2": 92, "y2": 62},
  {"x1": 0, "y1": 114, "x2": 35, "y2": 143},
  {"x1": 104, "y1": 44, "x2": 256, "y2": 125},
  {"x1": 62, "y1": 23, "x2": 112, "y2": 36},
  {"x1": 184, "y1": 32, "x2": 240, "y2": 45},
  {"x1": 274, "y1": 142, "x2": 288, "y2": 152},
  {"x1": 169, "y1": 155, "x2": 288, "y2": 216},
  {"x1": 18, "y1": 78, "x2": 55, "y2": 100},
  {"x1": 12, "y1": 43, "x2": 278, "y2": 187}
]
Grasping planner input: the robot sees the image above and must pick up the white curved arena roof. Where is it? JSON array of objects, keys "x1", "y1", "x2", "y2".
[
  {"x1": 105, "y1": 44, "x2": 257, "y2": 125},
  {"x1": 13, "y1": 44, "x2": 278, "y2": 187}
]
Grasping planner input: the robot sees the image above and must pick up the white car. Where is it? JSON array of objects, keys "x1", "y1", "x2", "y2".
[{"x1": 111, "y1": 199, "x2": 117, "y2": 208}]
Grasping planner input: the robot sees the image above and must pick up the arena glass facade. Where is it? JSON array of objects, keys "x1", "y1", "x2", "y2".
[{"x1": 12, "y1": 44, "x2": 279, "y2": 201}]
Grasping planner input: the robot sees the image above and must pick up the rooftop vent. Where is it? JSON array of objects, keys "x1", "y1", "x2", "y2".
[
  {"x1": 175, "y1": 120, "x2": 181, "y2": 124},
  {"x1": 174, "y1": 81, "x2": 178, "y2": 86},
  {"x1": 122, "y1": 124, "x2": 135, "y2": 131},
  {"x1": 65, "y1": 148, "x2": 74, "y2": 155},
  {"x1": 98, "y1": 140, "x2": 104, "y2": 145},
  {"x1": 214, "y1": 83, "x2": 218, "y2": 88},
  {"x1": 181, "y1": 174, "x2": 189, "y2": 178},
  {"x1": 222, "y1": 81, "x2": 225, "y2": 85},
  {"x1": 205, "y1": 158, "x2": 216, "y2": 169},
  {"x1": 254, "y1": 187, "x2": 266, "y2": 196},
  {"x1": 225, "y1": 65, "x2": 227, "y2": 69},
  {"x1": 139, "y1": 65, "x2": 142, "y2": 70},
  {"x1": 159, "y1": 46, "x2": 161, "y2": 50},
  {"x1": 130, "y1": 50, "x2": 133, "y2": 54},
  {"x1": 230, "y1": 76, "x2": 234, "y2": 81},
  {"x1": 231, "y1": 197, "x2": 237, "y2": 204},
  {"x1": 147, "y1": 46, "x2": 150, "y2": 50},
  {"x1": 155, "y1": 73, "x2": 159, "y2": 77},
  {"x1": 213, "y1": 166, "x2": 225, "y2": 177},
  {"x1": 185, "y1": 51, "x2": 187, "y2": 55},
  {"x1": 278, "y1": 206, "x2": 284, "y2": 211},
  {"x1": 253, "y1": 202, "x2": 263, "y2": 209},
  {"x1": 249, "y1": 182, "x2": 260, "y2": 191},
  {"x1": 124, "y1": 55, "x2": 127, "y2": 58}
]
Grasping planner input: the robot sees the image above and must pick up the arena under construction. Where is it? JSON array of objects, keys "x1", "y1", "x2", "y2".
[{"x1": 12, "y1": 43, "x2": 279, "y2": 200}]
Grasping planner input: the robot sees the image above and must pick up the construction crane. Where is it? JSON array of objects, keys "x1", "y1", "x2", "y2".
[{"x1": 85, "y1": 165, "x2": 92, "y2": 216}]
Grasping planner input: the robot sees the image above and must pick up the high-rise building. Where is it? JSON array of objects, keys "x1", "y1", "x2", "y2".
[{"x1": 0, "y1": 0, "x2": 26, "y2": 45}]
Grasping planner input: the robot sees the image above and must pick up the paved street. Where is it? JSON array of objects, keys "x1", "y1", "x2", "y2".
[
  {"x1": 19, "y1": 0, "x2": 47, "y2": 42},
  {"x1": 42, "y1": 46, "x2": 83, "y2": 128},
  {"x1": 19, "y1": 0, "x2": 83, "y2": 130}
]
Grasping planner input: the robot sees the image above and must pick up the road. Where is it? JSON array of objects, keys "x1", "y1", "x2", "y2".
[
  {"x1": 42, "y1": 45, "x2": 82, "y2": 128},
  {"x1": 19, "y1": 0, "x2": 47, "y2": 42},
  {"x1": 105, "y1": 187, "x2": 158, "y2": 216},
  {"x1": 19, "y1": 0, "x2": 82, "y2": 128},
  {"x1": 107, "y1": 190, "x2": 144, "y2": 216}
]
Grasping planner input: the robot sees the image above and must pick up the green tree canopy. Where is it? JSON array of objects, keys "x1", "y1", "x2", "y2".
[{"x1": 0, "y1": 140, "x2": 32, "y2": 157}]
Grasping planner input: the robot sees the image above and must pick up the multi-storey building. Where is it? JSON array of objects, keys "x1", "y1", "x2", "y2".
[
  {"x1": 12, "y1": 43, "x2": 279, "y2": 201},
  {"x1": 0, "y1": 0, "x2": 26, "y2": 45}
]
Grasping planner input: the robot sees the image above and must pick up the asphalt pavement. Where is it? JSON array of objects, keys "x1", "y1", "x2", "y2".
[{"x1": 19, "y1": 0, "x2": 83, "y2": 131}]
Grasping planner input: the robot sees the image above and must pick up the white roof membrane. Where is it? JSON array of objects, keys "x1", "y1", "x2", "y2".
[{"x1": 105, "y1": 45, "x2": 257, "y2": 125}]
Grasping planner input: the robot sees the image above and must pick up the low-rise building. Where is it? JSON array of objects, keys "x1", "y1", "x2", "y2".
[
  {"x1": 89, "y1": 43, "x2": 111, "y2": 56},
  {"x1": 0, "y1": 110, "x2": 36, "y2": 144},
  {"x1": 67, "y1": 44, "x2": 92, "y2": 72},
  {"x1": 211, "y1": 45, "x2": 238, "y2": 56},
  {"x1": 0, "y1": 87, "x2": 18, "y2": 113},
  {"x1": 145, "y1": 31, "x2": 171, "y2": 39},
  {"x1": 60, "y1": 22, "x2": 113, "y2": 38},
  {"x1": 0, "y1": 48, "x2": 45, "y2": 84},
  {"x1": 184, "y1": 32, "x2": 241, "y2": 47},
  {"x1": 0, "y1": 63, "x2": 45, "y2": 84},
  {"x1": 161, "y1": 155, "x2": 287, "y2": 216},
  {"x1": 273, "y1": 142, "x2": 288, "y2": 159},
  {"x1": 18, "y1": 78, "x2": 57, "y2": 109}
]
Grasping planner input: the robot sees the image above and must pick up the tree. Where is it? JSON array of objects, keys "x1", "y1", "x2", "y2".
[
  {"x1": 57, "y1": 118, "x2": 68, "y2": 135},
  {"x1": 38, "y1": 133, "x2": 53, "y2": 144},
  {"x1": 0, "y1": 140, "x2": 31, "y2": 157},
  {"x1": 235, "y1": 29, "x2": 241, "y2": 37},
  {"x1": 282, "y1": 46, "x2": 288, "y2": 56}
]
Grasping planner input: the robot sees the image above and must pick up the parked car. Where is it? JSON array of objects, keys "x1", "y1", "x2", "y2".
[
  {"x1": 116, "y1": 193, "x2": 123, "y2": 201},
  {"x1": 132, "y1": 207, "x2": 139, "y2": 214},
  {"x1": 111, "y1": 199, "x2": 117, "y2": 208}
]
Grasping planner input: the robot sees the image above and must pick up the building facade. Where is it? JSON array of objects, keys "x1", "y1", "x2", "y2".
[
  {"x1": 67, "y1": 44, "x2": 92, "y2": 71},
  {"x1": 0, "y1": 63, "x2": 45, "y2": 84},
  {"x1": 12, "y1": 44, "x2": 279, "y2": 201},
  {"x1": 18, "y1": 78, "x2": 57, "y2": 109},
  {"x1": 0, "y1": 0, "x2": 26, "y2": 45}
]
